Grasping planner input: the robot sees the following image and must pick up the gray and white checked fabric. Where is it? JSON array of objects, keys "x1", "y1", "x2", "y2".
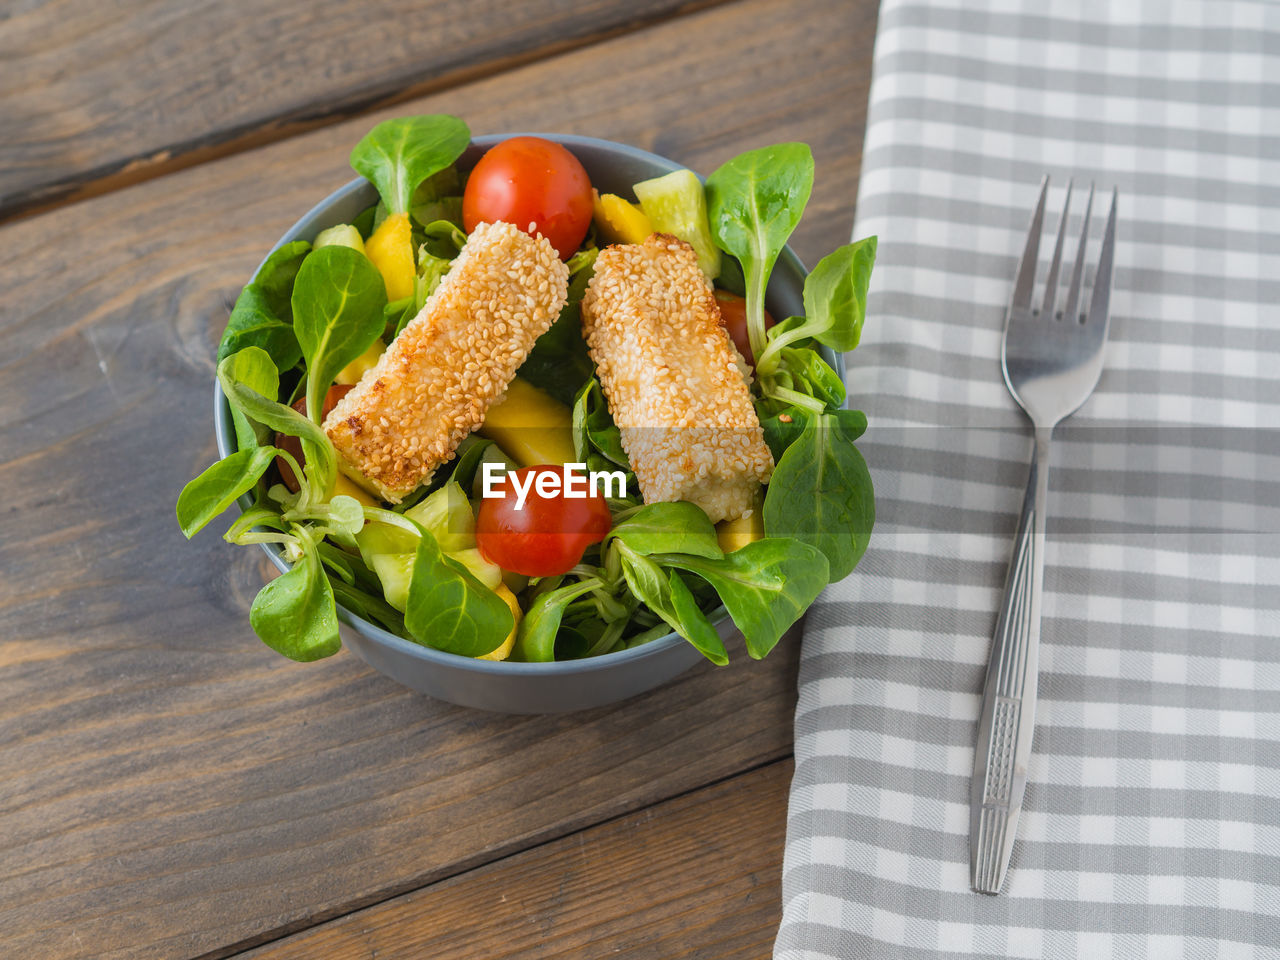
[{"x1": 777, "y1": 1, "x2": 1280, "y2": 957}]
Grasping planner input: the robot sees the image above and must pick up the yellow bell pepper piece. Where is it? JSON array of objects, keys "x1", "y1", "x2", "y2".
[
  {"x1": 478, "y1": 377, "x2": 577, "y2": 467},
  {"x1": 332, "y1": 471, "x2": 379, "y2": 508},
  {"x1": 365, "y1": 211, "x2": 416, "y2": 301},
  {"x1": 447, "y1": 547, "x2": 502, "y2": 590},
  {"x1": 592, "y1": 190, "x2": 654, "y2": 245},
  {"x1": 335, "y1": 459, "x2": 385, "y2": 502},
  {"x1": 716, "y1": 499, "x2": 765, "y2": 554},
  {"x1": 501, "y1": 569, "x2": 529, "y2": 596},
  {"x1": 478, "y1": 583, "x2": 522, "y2": 661},
  {"x1": 335, "y1": 338, "x2": 385, "y2": 386}
]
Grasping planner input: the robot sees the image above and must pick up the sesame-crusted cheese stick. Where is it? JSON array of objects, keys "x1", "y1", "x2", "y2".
[
  {"x1": 581, "y1": 233, "x2": 774, "y2": 523},
  {"x1": 324, "y1": 220, "x2": 569, "y2": 502}
]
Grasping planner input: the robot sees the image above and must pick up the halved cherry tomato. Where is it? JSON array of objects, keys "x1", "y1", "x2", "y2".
[
  {"x1": 275, "y1": 384, "x2": 352, "y2": 493},
  {"x1": 475, "y1": 465, "x2": 612, "y2": 577},
  {"x1": 462, "y1": 137, "x2": 593, "y2": 260},
  {"x1": 713, "y1": 289, "x2": 775, "y2": 368}
]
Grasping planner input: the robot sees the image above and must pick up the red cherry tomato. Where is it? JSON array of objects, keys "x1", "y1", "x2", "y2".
[
  {"x1": 476, "y1": 465, "x2": 612, "y2": 577},
  {"x1": 275, "y1": 383, "x2": 353, "y2": 493},
  {"x1": 714, "y1": 289, "x2": 775, "y2": 368},
  {"x1": 462, "y1": 137, "x2": 593, "y2": 260}
]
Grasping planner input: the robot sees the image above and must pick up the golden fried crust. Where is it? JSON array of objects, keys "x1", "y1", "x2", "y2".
[
  {"x1": 324, "y1": 220, "x2": 569, "y2": 501},
  {"x1": 581, "y1": 233, "x2": 774, "y2": 523}
]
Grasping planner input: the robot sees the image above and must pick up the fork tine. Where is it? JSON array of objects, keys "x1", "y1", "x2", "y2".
[
  {"x1": 1086, "y1": 189, "x2": 1118, "y2": 328},
  {"x1": 1011, "y1": 176, "x2": 1049, "y2": 310},
  {"x1": 1062, "y1": 182, "x2": 1095, "y2": 323},
  {"x1": 1040, "y1": 179, "x2": 1073, "y2": 317}
]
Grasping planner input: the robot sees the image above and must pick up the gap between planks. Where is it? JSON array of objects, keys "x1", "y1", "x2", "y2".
[
  {"x1": 0, "y1": 0, "x2": 739, "y2": 227},
  {"x1": 224, "y1": 758, "x2": 796, "y2": 960}
]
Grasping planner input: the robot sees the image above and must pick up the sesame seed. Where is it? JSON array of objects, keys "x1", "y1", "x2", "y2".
[
  {"x1": 323, "y1": 220, "x2": 569, "y2": 502},
  {"x1": 581, "y1": 234, "x2": 774, "y2": 523}
]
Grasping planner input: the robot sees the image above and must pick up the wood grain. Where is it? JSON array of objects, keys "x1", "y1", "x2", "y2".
[
  {"x1": 237, "y1": 761, "x2": 793, "y2": 960},
  {"x1": 0, "y1": 0, "x2": 725, "y2": 221},
  {"x1": 0, "y1": 0, "x2": 877, "y2": 957}
]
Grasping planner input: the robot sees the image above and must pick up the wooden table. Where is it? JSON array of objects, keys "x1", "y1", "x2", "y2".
[{"x1": 0, "y1": 1, "x2": 878, "y2": 956}]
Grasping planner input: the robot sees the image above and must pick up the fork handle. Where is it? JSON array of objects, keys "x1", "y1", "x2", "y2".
[{"x1": 970, "y1": 429, "x2": 1050, "y2": 894}]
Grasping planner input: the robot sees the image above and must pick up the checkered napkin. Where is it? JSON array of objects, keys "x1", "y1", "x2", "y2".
[{"x1": 776, "y1": 1, "x2": 1280, "y2": 957}]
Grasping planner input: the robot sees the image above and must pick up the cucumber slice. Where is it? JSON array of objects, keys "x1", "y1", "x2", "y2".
[
  {"x1": 404, "y1": 481, "x2": 475, "y2": 554},
  {"x1": 367, "y1": 552, "x2": 414, "y2": 612},
  {"x1": 633, "y1": 169, "x2": 722, "y2": 279},
  {"x1": 314, "y1": 223, "x2": 366, "y2": 254}
]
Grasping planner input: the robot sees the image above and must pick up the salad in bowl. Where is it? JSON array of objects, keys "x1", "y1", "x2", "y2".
[{"x1": 178, "y1": 113, "x2": 876, "y2": 692}]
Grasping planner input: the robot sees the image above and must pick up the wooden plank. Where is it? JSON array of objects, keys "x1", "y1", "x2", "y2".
[
  {"x1": 237, "y1": 760, "x2": 794, "y2": 960},
  {"x1": 0, "y1": 0, "x2": 877, "y2": 957},
  {"x1": 0, "y1": 0, "x2": 725, "y2": 221}
]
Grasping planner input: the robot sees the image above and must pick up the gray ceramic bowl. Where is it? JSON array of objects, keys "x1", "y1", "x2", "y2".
[{"x1": 215, "y1": 133, "x2": 838, "y2": 713}]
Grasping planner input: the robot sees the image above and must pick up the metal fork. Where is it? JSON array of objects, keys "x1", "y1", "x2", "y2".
[{"x1": 970, "y1": 176, "x2": 1118, "y2": 894}]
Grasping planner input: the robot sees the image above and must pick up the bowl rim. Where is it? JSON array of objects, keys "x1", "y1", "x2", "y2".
[{"x1": 213, "y1": 131, "x2": 839, "y2": 675}]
